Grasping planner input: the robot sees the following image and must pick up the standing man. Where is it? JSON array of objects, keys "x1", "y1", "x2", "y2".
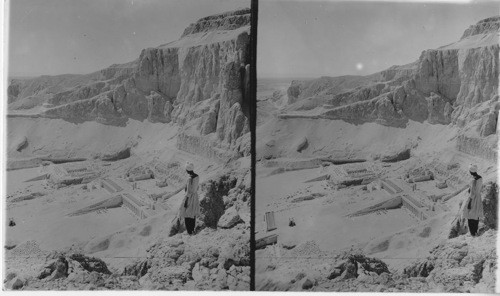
[
  {"x1": 179, "y1": 162, "x2": 201, "y2": 235},
  {"x1": 462, "y1": 164, "x2": 484, "y2": 237}
]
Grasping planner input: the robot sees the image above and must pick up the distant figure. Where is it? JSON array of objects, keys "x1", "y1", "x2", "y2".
[
  {"x1": 8, "y1": 218, "x2": 15, "y2": 227},
  {"x1": 461, "y1": 164, "x2": 484, "y2": 237},
  {"x1": 288, "y1": 217, "x2": 296, "y2": 227}
]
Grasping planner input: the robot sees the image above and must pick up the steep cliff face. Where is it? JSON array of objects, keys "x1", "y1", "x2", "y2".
[
  {"x1": 452, "y1": 45, "x2": 499, "y2": 124},
  {"x1": 131, "y1": 47, "x2": 181, "y2": 101},
  {"x1": 280, "y1": 16, "x2": 498, "y2": 159},
  {"x1": 413, "y1": 49, "x2": 461, "y2": 101},
  {"x1": 8, "y1": 8, "x2": 251, "y2": 161},
  {"x1": 171, "y1": 24, "x2": 250, "y2": 151}
]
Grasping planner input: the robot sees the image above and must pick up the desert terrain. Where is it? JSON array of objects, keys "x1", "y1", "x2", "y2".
[
  {"x1": 5, "y1": 9, "x2": 251, "y2": 291},
  {"x1": 256, "y1": 16, "x2": 498, "y2": 292}
]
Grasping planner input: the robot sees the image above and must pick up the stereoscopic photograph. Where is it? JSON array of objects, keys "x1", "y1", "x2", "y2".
[
  {"x1": 255, "y1": 1, "x2": 498, "y2": 292},
  {"x1": 4, "y1": 0, "x2": 500, "y2": 293},
  {"x1": 5, "y1": 0, "x2": 251, "y2": 291}
]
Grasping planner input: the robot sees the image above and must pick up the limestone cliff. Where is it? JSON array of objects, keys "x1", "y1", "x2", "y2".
[
  {"x1": 281, "y1": 16, "x2": 499, "y2": 159},
  {"x1": 8, "y1": 8, "x2": 251, "y2": 161}
]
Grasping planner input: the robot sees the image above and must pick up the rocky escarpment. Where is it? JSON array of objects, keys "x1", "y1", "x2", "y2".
[
  {"x1": 8, "y1": 8, "x2": 251, "y2": 161},
  {"x1": 171, "y1": 22, "x2": 251, "y2": 154},
  {"x1": 181, "y1": 9, "x2": 251, "y2": 37},
  {"x1": 284, "y1": 17, "x2": 499, "y2": 128},
  {"x1": 7, "y1": 231, "x2": 250, "y2": 291},
  {"x1": 257, "y1": 229, "x2": 496, "y2": 292},
  {"x1": 280, "y1": 16, "x2": 499, "y2": 159},
  {"x1": 461, "y1": 16, "x2": 500, "y2": 39},
  {"x1": 286, "y1": 75, "x2": 378, "y2": 106},
  {"x1": 121, "y1": 228, "x2": 250, "y2": 291}
]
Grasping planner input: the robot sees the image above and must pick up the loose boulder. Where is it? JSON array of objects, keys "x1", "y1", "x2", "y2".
[
  {"x1": 217, "y1": 207, "x2": 242, "y2": 229},
  {"x1": 69, "y1": 253, "x2": 111, "y2": 274},
  {"x1": 296, "y1": 137, "x2": 308, "y2": 153},
  {"x1": 14, "y1": 136, "x2": 28, "y2": 152},
  {"x1": 200, "y1": 174, "x2": 237, "y2": 228},
  {"x1": 218, "y1": 238, "x2": 250, "y2": 270},
  {"x1": 327, "y1": 254, "x2": 390, "y2": 281},
  {"x1": 281, "y1": 239, "x2": 297, "y2": 250},
  {"x1": 38, "y1": 256, "x2": 69, "y2": 281},
  {"x1": 6, "y1": 277, "x2": 24, "y2": 290},
  {"x1": 300, "y1": 277, "x2": 314, "y2": 289},
  {"x1": 5, "y1": 239, "x2": 17, "y2": 250}
]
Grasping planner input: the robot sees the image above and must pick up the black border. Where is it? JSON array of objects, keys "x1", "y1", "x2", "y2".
[{"x1": 250, "y1": 0, "x2": 258, "y2": 291}]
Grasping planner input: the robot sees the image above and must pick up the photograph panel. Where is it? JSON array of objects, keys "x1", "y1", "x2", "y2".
[
  {"x1": 255, "y1": 1, "x2": 498, "y2": 292},
  {"x1": 5, "y1": 0, "x2": 252, "y2": 291}
]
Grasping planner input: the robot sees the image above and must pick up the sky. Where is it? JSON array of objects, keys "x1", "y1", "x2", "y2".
[
  {"x1": 258, "y1": 1, "x2": 499, "y2": 78},
  {"x1": 7, "y1": 0, "x2": 250, "y2": 77}
]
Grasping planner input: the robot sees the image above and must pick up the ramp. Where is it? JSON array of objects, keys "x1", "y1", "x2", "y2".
[
  {"x1": 101, "y1": 178, "x2": 124, "y2": 194},
  {"x1": 381, "y1": 179, "x2": 403, "y2": 194},
  {"x1": 24, "y1": 174, "x2": 49, "y2": 182}
]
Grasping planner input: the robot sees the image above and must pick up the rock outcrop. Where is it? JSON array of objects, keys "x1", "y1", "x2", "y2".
[
  {"x1": 403, "y1": 261, "x2": 435, "y2": 278},
  {"x1": 126, "y1": 227, "x2": 250, "y2": 290},
  {"x1": 22, "y1": 252, "x2": 141, "y2": 290},
  {"x1": 461, "y1": 16, "x2": 500, "y2": 39},
  {"x1": 199, "y1": 173, "x2": 238, "y2": 228},
  {"x1": 217, "y1": 206, "x2": 243, "y2": 228},
  {"x1": 314, "y1": 232, "x2": 495, "y2": 292},
  {"x1": 482, "y1": 182, "x2": 498, "y2": 230},
  {"x1": 38, "y1": 256, "x2": 70, "y2": 281},
  {"x1": 181, "y1": 9, "x2": 251, "y2": 36},
  {"x1": 409, "y1": 230, "x2": 497, "y2": 292},
  {"x1": 327, "y1": 254, "x2": 390, "y2": 281}
]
